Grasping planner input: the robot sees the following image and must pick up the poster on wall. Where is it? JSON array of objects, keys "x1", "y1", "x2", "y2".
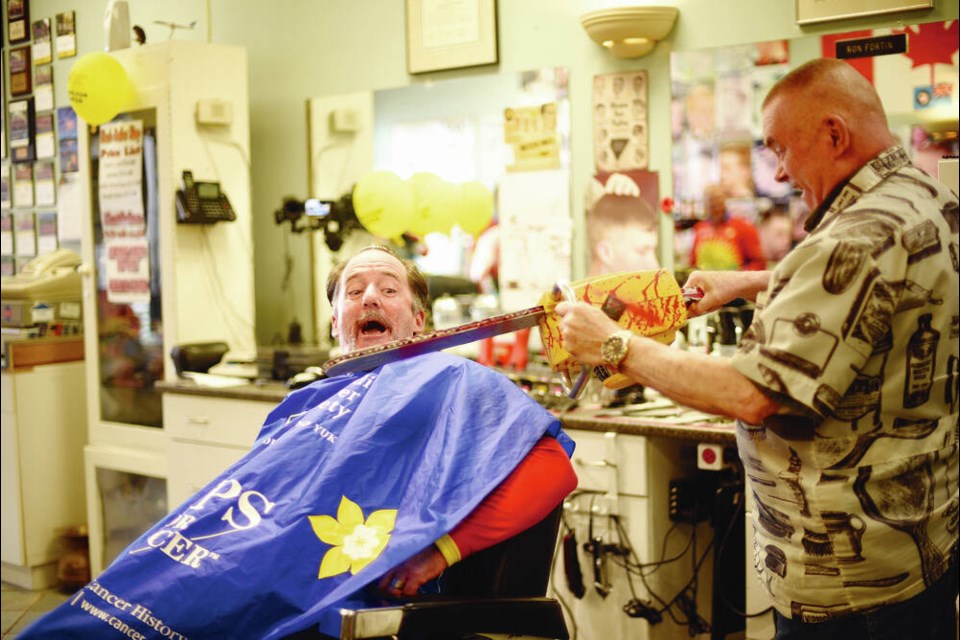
[
  {"x1": 1, "y1": 211, "x2": 13, "y2": 255},
  {"x1": 32, "y1": 17, "x2": 53, "y2": 64},
  {"x1": 34, "y1": 161, "x2": 56, "y2": 206},
  {"x1": 503, "y1": 102, "x2": 561, "y2": 172},
  {"x1": 15, "y1": 211, "x2": 36, "y2": 257},
  {"x1": 497, "y1": 169, "x2": 571, "y2": 313},
  {"x1": 13, "y1": 163, "x2": 34, "y2": 208},
  {"x1": 35, "y1": 113, "x2": 56, "y2": 159},
  {"x1": 37, "y1": 211, "x2": 58, "y2": 254},
  {"x1": 98, "y1": 120, "x2": 151, "y2": 304},
  {"x1": 35, "y1": 65, "x2": 55, "y2": 112},
  {"x1": 592, "y1": 70, "x2": 649, "y2": 173},
  {"x1": 585, "y1": 170, "x2": 661, "y2": 277},
  {"x1": 56, "y1": 11, "x2": 77, "y2": 59}
]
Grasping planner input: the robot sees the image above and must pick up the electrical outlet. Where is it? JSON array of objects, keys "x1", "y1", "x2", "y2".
[
  {"x1": 195, "y1": 99, "x2": 233, "y2": 126},
  {"x1": 669, "y1": 478, "x2": 709, "y2": 524}
]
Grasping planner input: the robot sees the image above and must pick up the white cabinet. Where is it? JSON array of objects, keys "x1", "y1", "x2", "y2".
[
  {"x1": 163, "y1": 393, "x2": 274, "y2": 506},
  {"x1": 77, "y1": 41, "x2": 255, "y2": 575},
  {"x1": 1, "y1": 357, "x2": 87, "y2": 589}
]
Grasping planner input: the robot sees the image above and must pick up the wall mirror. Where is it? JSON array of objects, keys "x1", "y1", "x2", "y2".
[
  {"x1": 308, "y1": 67, "x2": 572, "y2": 347},
  {"x1": 669, "y1": 20, "x2": 959, "y2": 271}
]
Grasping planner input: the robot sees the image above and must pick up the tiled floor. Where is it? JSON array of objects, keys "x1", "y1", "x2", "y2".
[{"x1": 1, "y1": 583, "x2": 69, "y2": 639}]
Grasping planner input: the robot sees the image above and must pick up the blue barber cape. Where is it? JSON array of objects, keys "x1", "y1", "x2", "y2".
[{"x1": 22, "y1": 353, "x2": 573, "y2": 640}]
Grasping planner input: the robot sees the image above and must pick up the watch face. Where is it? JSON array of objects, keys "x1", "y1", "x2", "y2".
[{"x1": 601, "y1": 332, "x2": 628, "y2": 366}]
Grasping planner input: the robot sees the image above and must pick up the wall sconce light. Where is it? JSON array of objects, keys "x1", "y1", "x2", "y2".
[{"x1": 581, "y1": 6, "x2": 679, "y2": 58}]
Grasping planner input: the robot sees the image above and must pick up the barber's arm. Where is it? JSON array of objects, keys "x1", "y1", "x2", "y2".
[
  {"x1": 684, "y1": 269, "x2": 771, "y2": 317},
  {"x1": 556, "y1": 301, "x2": 779, "y2": 425},
  {"x1": 377, "y1": 436, "x2": 577, "y2": 596}
]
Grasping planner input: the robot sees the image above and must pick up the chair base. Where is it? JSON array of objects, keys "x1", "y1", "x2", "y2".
[{"x1": 339, "y1": 596, "x2": 569, "y2": 640}]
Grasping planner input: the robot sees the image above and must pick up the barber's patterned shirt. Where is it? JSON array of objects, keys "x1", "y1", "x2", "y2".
[{"x1": 731, "y1": 146, "x2": 959, "y2": 622}]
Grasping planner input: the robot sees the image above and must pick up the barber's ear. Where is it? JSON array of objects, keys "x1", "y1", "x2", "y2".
[
  {"x1": 824, "y1": 115, "x2": 850, "y2": 155},
  {"x1": 330, "y1": 313, "x2": 339, "y2": 340}
]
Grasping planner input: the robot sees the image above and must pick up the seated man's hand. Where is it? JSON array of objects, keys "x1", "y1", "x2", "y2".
[{"x1": 376, "y1": 545, "x2": 449, "y2": 598}]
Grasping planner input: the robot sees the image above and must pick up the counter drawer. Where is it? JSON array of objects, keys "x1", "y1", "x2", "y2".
[
  {"x1": 163, "y1": 393, "x2": 275, "y2": 448},
  {"x1": 567, "y1": 429, "x2": 648, "y2": 497},
  {"x1": 167, "y1": 440, "x2": 249, "y2": 507}
]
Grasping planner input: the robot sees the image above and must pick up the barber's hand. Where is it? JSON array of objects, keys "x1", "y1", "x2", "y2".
[
  {"x1": 685, "y1": 271, "x2": 740, "y2": 318},
  {"x1": 555, "y1": 301, "x2": 621, "y2": 367},
  {"x1": 376, "y1": 545, "x2": 449, "y2": 598}
]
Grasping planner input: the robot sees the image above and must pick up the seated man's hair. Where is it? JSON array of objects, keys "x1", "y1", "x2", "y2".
[{"x1": 326, "y1": 245, "x2": 430, "y2": 313}]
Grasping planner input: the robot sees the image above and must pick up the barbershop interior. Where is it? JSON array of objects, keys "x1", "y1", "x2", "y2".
[{"x1": 2, "y1": 0, "x2": 959, "y2": 638}]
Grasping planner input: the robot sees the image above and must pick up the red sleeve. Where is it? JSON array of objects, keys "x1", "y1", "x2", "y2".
[{"x1": 448, "y1": 436, "x2": 577, "y2": 560}]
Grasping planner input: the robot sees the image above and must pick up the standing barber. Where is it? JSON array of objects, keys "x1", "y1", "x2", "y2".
[{"x1": 557, "y1": 58, "x2": 958, "y2": 639}]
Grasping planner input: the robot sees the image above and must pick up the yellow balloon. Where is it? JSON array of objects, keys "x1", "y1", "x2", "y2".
[
  {"x1": 410, "y1": 172, "x2": 459, "y2": 236},
  {"x1": 457, "y1": 181, "x2": 494, "y2": 237},
  {"x1": 353, "y1": 171, "x2": 413, "y2": 239},
  {"x1": 68, "y1": 52, "x2": 133, "y2": 126}
]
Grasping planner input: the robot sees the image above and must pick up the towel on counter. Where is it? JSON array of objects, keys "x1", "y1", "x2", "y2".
[{"x1": 21, "y1": 353, "x2": 573, "y2": 640}]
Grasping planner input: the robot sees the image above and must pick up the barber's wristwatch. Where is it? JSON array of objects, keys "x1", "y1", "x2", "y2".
[{"x1": 600, "y1": 330, "x2": 632, "y2": 370}]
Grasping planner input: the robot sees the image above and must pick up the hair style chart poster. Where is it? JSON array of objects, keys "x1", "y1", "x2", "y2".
[{"x1": 592, "y1": 71, "x2": 649, "y2": 173}]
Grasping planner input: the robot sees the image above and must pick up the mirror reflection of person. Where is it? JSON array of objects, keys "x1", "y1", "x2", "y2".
[
  {"x1": 22, "y1": 245, "x2": 578, "y2": 638},
  {"x1": 557, "y1": 58, "x2": 959, "y2": 640},
  {"x1": 689, "y1": 183, "x2": 765, "y2": 271}
]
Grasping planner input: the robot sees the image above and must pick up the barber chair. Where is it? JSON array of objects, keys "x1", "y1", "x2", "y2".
[{"x1": 287, "y1": 506, "x2": 569, "y2": 640}]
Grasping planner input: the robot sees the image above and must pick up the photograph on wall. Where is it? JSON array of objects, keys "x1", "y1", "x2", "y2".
[
  {"x1": 56, "y1": 11, "x2": 77, "y2": 58},
  {"x1": 35, "y1": 112, "x2": 56, "y2": 159},
  {"x1": 592, "y1": 70, "x2": 649, "y2": 173},
  {"x1": 9, "y1": 98, "x2": 37, "y2": 164},
  {"x1": 34, "y1": 161, "x2": 56, "y2": 206},
  {"x1": 35, "y1": 65, "x2": 55, "y2": 112},
  {"x1": 9, "y1": 45, "x2": 33, "y2": 96},
  {"x1": 585, "y1": 170, "x2": 661, "y2": 277},
  {"x1": 6, "y1": 0, "x2": 30, "y2": 44},
  {"x1": 13, "y1": 163, "x2": 35, "y2": 208},
  {"x1": 32, "y1": 17, "x2": 53, "y2": 64},
  {"x1": 15, "y1": 211, "x2": 36, "y2": 257}
]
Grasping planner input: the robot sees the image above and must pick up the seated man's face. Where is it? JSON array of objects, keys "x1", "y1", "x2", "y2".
[{"x1": 331, "y1": 251, "x2": 425, "y2": 353}]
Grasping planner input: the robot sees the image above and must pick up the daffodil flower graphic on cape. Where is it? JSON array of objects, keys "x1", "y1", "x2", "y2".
[{"x1": 310, "y1": 496, "x2": 397, "y2": 579}]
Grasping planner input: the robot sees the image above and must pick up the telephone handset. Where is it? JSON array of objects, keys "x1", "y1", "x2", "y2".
[
  {"x1": 1, "y1": 248, "x2": 83, "y2": 299},
  {"x1": 20, "y1": 248, "x2": 82, "y2": 276},
  {"x1": 176, "y1": 170, "x2": 237, "y2": 224}
]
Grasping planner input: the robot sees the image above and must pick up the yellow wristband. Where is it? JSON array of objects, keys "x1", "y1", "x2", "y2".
[{"x1": 434, "y1": 534, "x2": 462, "y2": 566}]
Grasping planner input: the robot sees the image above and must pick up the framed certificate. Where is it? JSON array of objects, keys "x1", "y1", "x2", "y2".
[
  {"x1": 7, "y1": 0, "x2": 30, "y2": 44},
  {"x1": 405, "y1": 0, "x2": 498, "y2": 74},
  {"x1": 796, "y1": 0, "x2": 933, "y2": 24},
  {"x1": 9, "y1": 45, "x2": 32, "y2": 96}
]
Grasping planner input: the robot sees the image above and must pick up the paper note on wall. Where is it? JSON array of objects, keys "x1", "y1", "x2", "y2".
[
  {"x1": 497, "y1": 169, "x2": 571, "y2": 312},
  {"x1": 98, "y1": 120, "x2": 150, "y2": 304}
]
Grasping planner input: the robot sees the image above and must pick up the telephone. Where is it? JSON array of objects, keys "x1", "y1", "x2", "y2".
[
  {"x1": 175, "y1": 170, "x2": 236, "y2": 224},
  {"x1": 1, "y1": 248, "x2": 83, "y2": 300}
]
